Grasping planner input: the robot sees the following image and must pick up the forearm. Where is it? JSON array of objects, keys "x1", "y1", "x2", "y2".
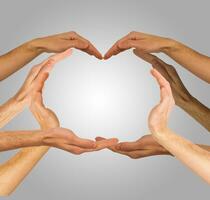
[
  {"x1": 0, "y1": 110, "x2": 58, "y2": 196},
  {"x1": 153, "y1": 129, "x2": 210, "y2": 184},
  {"x1": 0, "y1": 39, "x2": 43, "y2": 81},
  {"x1": 0, "y1": 129, "x2": 50, "y2": 196},
  {"x1": 0, "y1": 98, "x2": 26, "y2": 128},
  {"x1": 178, "y1": 96, "x2": 210, "y2": 131},
  {"x1": 0, "y1": 130, "x2": 44, "y2": 151},
  {"x1": 161, "y1": 144, "x2": 210, "y2": 156},
  {"x1": 163, "y1": 39, "x2": 210, "y2": 83}
]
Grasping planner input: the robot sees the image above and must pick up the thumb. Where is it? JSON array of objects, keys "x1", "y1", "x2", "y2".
[{"x1": 133, "y1": 49, "x2": 157, "y2": 65}]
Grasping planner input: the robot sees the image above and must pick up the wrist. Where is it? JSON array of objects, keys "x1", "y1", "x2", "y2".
[
  {"x1": 181, "y1": 96, "x2": 210, "y2": 116},
  {"x1": 41, "y1": 128, "x2": 56, "y2": 146},
  {"x1": 25, "y1": 38, "x2": 45, "y2": 54},
  {"x1": 161, "y1": 38, "x2": 181, "y2": 54},
  {"x1": 151, "y1": 126, "x2": 170, "y2": 137},
  {"x1": 32, "y1": 130, "x2": 46, "y2": 146}
]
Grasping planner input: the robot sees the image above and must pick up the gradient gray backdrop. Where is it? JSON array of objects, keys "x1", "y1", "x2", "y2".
[{"x1": 0, "y1": 0, "x2": 209, "y2": 199}]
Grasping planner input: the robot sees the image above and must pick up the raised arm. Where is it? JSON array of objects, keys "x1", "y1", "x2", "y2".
[
  {"x1": 148, "y1": 68, "x2": 210, "y2": 184},
  {"x1": 0, "y1": 31, "x2": 102, "y2": 81},
  {"x1": 104, "y1": 32, "x2": 210, "y2": 83}
]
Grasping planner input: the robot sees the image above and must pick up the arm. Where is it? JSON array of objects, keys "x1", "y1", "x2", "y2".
[
  {"x1": 149, "y1": 68, "x2": 210, "y2": 184},
  {"x1": 0, "y1": 130, "x2": 45, "y2": 151},
  {"x1": 163, "y1": 40, "x2": 210, "y2": 83},
  {"x1": 0, "y1": 52, "x2": 117, "y2": 195},
  {"x1": 132, "y1": 52, "x2": 210, "y2": 131},
  {"x1": 0, "y1": 90, "x2": 118, "y2": 197},
  {"x1": 0, "y1": 98, "x2": 26, "y2": 128},
  {"x1": 104, "y1": 32, "x2": 210, "y2": 83},
  {"x1": 0, "y1": 31, "x2": 102, "y2": 81},
  {"x1": 153, "y1": 129, "x2": 210, "y2": 185},
  {"x1": 0, "y1": 51, "x2": 69, "y2": 195}
]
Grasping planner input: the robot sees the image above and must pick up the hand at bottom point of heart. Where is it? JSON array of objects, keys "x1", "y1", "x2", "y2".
[
  {"x1": 95, "y1": 135, "x2": 170, "y2": 159},
  {"x1": 42, "y1": 128, "x2": 118, "y2": 155}
]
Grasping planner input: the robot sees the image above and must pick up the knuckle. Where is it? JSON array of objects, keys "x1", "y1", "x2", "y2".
[
  {"x1": 129, "y1": 31, "x2": 137, "y2": 36},
  {"x1": 70, "y1": 31, "x2": 77, "y2": 36},
  {"x1": 129, "y1": 31, "x2": 139, "y2": 39}
]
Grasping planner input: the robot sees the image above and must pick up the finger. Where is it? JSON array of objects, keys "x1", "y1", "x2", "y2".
[
  {"x1": 117, "y1": 39, "x2": 138, "y2": 51},
  {"x1": 34, "y1": 72, "x2": 49, "y2": 93},
  {"x1": 76, "y1": 34, "x2": 102, "y2": 59},
  {"x1": 21, "y1": 62, "x2": 47, "y2": 93},
  {"x1": 104, "y1": 33, "x2": 132, "y2": 59},
  {"x1": 59, "y1": 143, "x2": 93, "y2": 155},
  {"x1": 151, "y1": 68, "x2": 169, "y2": 88},
  {"x1": 133, "y1": 49, "x2": 160, "y2": 65},
  {"x1": 95, "y1": 137, "x2": 124, "y2": 152},
  {"x1": 151, "y1": 68, "x2": 173, "y2": 99},
  {"x1": 133, "y1": 49, "x2": 175, "y2": 87},
  {"x1": 85, "y1": 42, "x2": 103, "y2": 59},
  {"x1": 49, "y1": 49, "x2": 72, "y2": 64},
  {"x1": 71, "y1": 135, "x2": 96, "y2": 149},
  {"x1": 104, "y1": 42, "x2": 122, "y2": 59},
  {"x1": 68, "y1": 36, "x2": 102, "y2": 59},
  {"x1": 37, "y1": 60, "x2": 54, "y2": 75},
  {"x1": 94, "y1": 138, "x2": 119, "y2": 151},
  {"x1": 151, "y1": 69, "x2": 174, "y2": 110},
  {"x1": 114, "y1": 141, "x2": 141, "y2": 152},
  {"x1": 95, "y1": 139, "x2": 130, "y2": 157},
  {"x1": 127, "y1": 149, "x2": 163, "y2": 159}
]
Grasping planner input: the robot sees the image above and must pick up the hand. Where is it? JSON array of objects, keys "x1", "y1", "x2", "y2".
[
  {"x1": 104, "y1": 31, "x2": 175, "y2": 59},
  {"x1": 31, "y1": 96, "x2": 119, "y2": 155},
  {"x1": 148, "y1": 68, "x2": 175, "y2": 133},
  {"x1": 133, "y1": 51, "x2": 192, "y2": 106},
  {"x1": 31, "y1": 31, "x2": 102, "y2": 59},
  {"x1": 41, "y1": 128, "x2": 118, "y2": 155},
  {"x1": 13, "y1": 49, "x2": 72, "y2": 105},
  {"x1": 95, "y1": 135, "x2": 170, "y2": 159}
]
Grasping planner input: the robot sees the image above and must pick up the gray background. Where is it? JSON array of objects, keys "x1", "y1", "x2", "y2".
[{"x1": 0, "y1": 0, "x2": 209, "y2": 199}]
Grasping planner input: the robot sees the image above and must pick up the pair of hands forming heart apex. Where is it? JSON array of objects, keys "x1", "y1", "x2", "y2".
[{"x1": 17, "y1": 31, "x2": 176, "y2": 157}]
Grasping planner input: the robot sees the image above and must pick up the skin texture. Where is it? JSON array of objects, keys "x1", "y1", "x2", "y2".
[
  {"x1": 104, "y1": 31, "x2": 210, "y2": 83},
  {"x1": 0, "y1": 51, "x2": 117, "y2": 195},
  {"x1": 0, "y1": 31, "x2": 102, "y2": 81},
  {"x1": 96, "y1": 52, "x2": 210, "y2": 159}
]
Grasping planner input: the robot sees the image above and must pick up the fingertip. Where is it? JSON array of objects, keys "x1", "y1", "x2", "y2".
[
  {"x1": 96, "y1": 54, "x2": 103, "y2": 60},
  {"x1": 104, "y1": 53, "x2": 110, "y2": 60}
]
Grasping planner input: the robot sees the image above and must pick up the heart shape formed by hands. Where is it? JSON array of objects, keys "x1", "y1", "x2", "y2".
[{"x1": 18, "y1": 31, "x2": 177, "y2": 157}]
